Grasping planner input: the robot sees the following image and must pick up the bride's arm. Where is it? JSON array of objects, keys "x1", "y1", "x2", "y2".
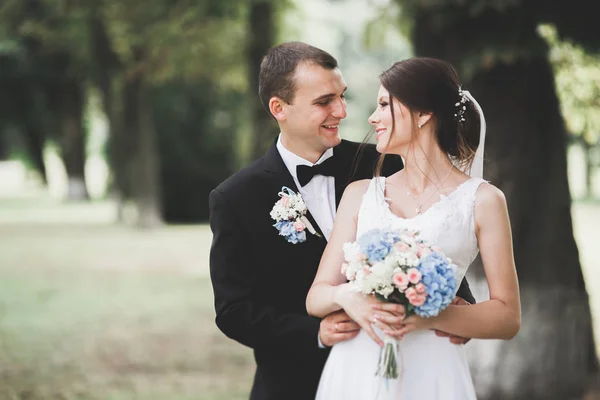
[
  {"x1": 306, "y1": 180, "x2": 403, "y2": 346},
  {"x1": 306, "y1": 180, "x2": 368, "y2": 317},
  {"x1": 378, "y1": 183, "x2": 521, "y2": 340}
]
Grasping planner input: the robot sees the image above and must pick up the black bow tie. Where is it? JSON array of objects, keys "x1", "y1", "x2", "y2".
[{"x1": 296, "y1": 157, "x2": 337, "y2": 187}]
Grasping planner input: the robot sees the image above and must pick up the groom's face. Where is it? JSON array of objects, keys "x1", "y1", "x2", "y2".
[{"x1": 280, "y1": 62, "x2": 348, "y2": 156}]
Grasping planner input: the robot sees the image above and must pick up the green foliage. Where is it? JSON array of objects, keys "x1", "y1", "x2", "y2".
[
  {"x1": 0, "y1": 0, "x2": 287, "y2": 219},
  {"x1": 100, "y1": 0, "x2": 247, "y2": 88},
  {"x1": 539, "y1": 24, "x2": 600, "y2": 144},
  {"x1": 392, "y1": 0, "x2": 600, "y2": 79}
]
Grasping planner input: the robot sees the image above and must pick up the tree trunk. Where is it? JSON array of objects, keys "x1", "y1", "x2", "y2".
[
  {"x1": 89, "y1": 7, "x2": 129, "y2": 221},
  {"x1": 23, "y1": 124, "x2": 47, "y2": 185},
  {"x1": 58, "y1": 79, "x2": 89, "y2": 201},
  {"x1": 132, "y1": 76, "x2": 162, "y2": 229},
  {"x1": 0, "y1": 132, "x2": 7, "y2": 160},
  {"x1": 119, "y1": 47, "x2": 162, "y2": 229},
  {"x1": 413, "y1": 12, "x2": 599, "y2": 400},
  {"x1": 248, "y1": 0, "x2": 278, "y2": 161}
]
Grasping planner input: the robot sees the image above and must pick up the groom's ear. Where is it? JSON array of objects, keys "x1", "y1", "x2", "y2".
[{"x1": 269, "y1": 97, "x2": 287, "y2": 122}]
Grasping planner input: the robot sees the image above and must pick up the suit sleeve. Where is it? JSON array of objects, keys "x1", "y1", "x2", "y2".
[
  {"x1": 455, "y1": 276, "x2": 476, "y2": 304},
  {"x1": 209, "y1": 189, "x2": 323, "y2": 355}
]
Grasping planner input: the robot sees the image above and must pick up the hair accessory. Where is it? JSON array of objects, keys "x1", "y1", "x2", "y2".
[{"x1": 454, "y1": 87, "x2": 469, "y2": 122}]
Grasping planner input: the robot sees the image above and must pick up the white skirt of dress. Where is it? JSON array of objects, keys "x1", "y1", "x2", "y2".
[{"x1": 316, "y1": 328, "x2": 477, "y2": 400}]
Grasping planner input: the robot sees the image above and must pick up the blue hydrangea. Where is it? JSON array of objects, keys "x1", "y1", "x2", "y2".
[
  {"x1": 414, "y1": 252, "x2": 457, "y2": 317},
  {"x1": 273, "y1": 221, "x2": 307, "y2": 244},
  {"x1": 357, "y1": 229, "x2": 400, "y2": 264}
]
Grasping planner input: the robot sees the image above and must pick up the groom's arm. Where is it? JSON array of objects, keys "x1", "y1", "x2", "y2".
[{"x1": 209, "y1": 189, "x2": 323, "y2": 355}]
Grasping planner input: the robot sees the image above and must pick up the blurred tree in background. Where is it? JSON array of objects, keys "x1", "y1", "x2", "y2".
[
  {"x1": 388, "y1": 0, "x2": 599, "y2": 398},
  {"x1": 540, "y1": 24, "x2": 600, "y2": 200},
  {"x1": 0, "y1": 0, "x2": 284, "y2": 224},
  {"x1": 0, "y1": 1, "x2": 89, "y2": 196}
]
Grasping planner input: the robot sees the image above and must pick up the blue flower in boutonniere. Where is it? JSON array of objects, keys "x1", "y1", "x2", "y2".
[{"x1": 270, "y1": 186, "x2": 321, "y2": 244}]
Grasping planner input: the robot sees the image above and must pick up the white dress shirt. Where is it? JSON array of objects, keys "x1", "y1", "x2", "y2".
[
  {"x1": 277, "y1": 135, "x2": 336, "y2": 348},
  {"x1": 277, "y1": 135, "x2": 336, "y2": 241}
]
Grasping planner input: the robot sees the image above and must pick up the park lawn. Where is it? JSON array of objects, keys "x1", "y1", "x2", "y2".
[{"x1": 0, "y1": 243, "x2": 254, "y2": 400}]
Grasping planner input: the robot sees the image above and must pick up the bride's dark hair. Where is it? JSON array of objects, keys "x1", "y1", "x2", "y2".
[{"x1": 374, "y1": 57, "x2": 481, "y2": 176}]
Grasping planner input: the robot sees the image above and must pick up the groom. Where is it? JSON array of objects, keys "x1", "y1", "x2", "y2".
[{"x1": 209, "y1": 42, "x2": 475, "y2": 400}]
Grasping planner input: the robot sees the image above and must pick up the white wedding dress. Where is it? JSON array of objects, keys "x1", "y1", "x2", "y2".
[{"x1": 316, "y1": 176, "x2": 486, "y2": 400}]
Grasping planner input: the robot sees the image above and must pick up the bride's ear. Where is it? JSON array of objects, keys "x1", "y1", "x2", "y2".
[
  {"x1": 417, "y1": 112, "x2": 433, "y2": 129},
  {"x1": 269, "y1": 97, "x2": 287, "y2": 122}
]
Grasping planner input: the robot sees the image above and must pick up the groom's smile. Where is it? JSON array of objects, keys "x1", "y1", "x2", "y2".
[{"x1": 321, "y1": 123, "x2": 340, "y2": 135}]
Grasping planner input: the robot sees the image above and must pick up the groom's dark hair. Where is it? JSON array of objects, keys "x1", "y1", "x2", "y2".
[{"x1": 259, "y1": 42, "x2": 338, "y2": 112}]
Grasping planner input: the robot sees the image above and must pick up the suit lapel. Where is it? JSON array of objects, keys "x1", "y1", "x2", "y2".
[
  {"x1": 332, "y1": 141, "x2": 355, "y2": 208},
  {"x1": 263, "y1": 142, "x2": 325, "y2": 240}
]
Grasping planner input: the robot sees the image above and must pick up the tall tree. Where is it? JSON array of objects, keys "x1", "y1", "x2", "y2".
[
  {"x1": 248, "y1": 0, "x2": 279, "y2": 161},
  {"x1": 391, "y1": 1, "x2": 599, "y2": 398},
  {"x1": 0, "y1": 42, "x2": 49, "y2": 183},
  {"x1": 96, "y1": 0, "x2": 248, "y2": 225},
  {"x1": 0, "y1": 0, "x2": 91, "y2": 199}
]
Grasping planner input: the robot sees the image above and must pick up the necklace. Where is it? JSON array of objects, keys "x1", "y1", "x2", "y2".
[{"x1": 404, "y1": 164, "x2": 454, "y2": 214}]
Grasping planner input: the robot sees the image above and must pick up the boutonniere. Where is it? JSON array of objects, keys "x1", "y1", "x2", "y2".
[{"x1": 270, "y1": 186, "x2": 321, "y2": 244}]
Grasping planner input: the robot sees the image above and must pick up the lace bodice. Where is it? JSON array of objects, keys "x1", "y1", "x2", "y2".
[{"x1": 357, "y1": 177, "x2": 486, "y2": 287}]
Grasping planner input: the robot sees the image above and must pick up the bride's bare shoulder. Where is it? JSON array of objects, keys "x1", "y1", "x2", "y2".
[
  {"x1": 338, "y1": 179, "x2": 373, "y2": 209},
  {"x1": 474, "y1": 182, "x2": 508, "y2": 220},
  {"x1": 344, "y1": 179, "x2": 372, "y2": 197}
]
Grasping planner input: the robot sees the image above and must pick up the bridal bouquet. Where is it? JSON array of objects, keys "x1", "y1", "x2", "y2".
[{"x1": 341, "y1": 228, "x2": 457, "y2": 379}]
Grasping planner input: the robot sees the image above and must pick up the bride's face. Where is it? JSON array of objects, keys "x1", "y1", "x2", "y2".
[{"x1": 368, "y1": 85, "x2": 415, "y2": 154}]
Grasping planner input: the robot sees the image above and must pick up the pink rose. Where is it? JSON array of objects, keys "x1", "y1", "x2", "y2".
[
  {"x1": 410, "y1": 294, "x2": 426, "y2": 306},
  {"x1": 294, "y1": 221, "x2": 306, "y2": 232},
  {"x1": 405, "y1": 287, "x2": 417, "y2": 300},
  {"x1": 407, "y1": 268, "x2": 422, "y2": 284},
  {"x1": 281, "y1": 197, "x2": 289, "y2": 207},
  {"x1": 392, "y1": 272, "x2": 409, "y2": 290},
  {"x1": 415, "y1": 283, "x2": 426, "y2": 294}
]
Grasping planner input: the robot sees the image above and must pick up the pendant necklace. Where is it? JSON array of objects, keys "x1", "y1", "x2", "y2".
[{"x1": 404, "y1": 164, "x2": 454, "y2": 214}]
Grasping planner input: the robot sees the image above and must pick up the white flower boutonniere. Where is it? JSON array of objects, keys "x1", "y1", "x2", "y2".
[{"x1": 270, "y1": 186, "x2": 321, "y2": 244}]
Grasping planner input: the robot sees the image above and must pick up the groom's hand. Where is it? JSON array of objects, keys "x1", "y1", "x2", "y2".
[
  {"x1": 319, "y1": 310, "x2": 360, "y2": 347},
  {"x1": 434, "y1": 297, "x2": 472, "y2": 345}
]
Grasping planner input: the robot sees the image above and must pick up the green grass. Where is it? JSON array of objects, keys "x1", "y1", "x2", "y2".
[
  {"x1": 0, "y1": 267, "x2": 255, "y2": 399},
  {"x1": 0, "y1": 205, "x2": 255, "y2": 399}
]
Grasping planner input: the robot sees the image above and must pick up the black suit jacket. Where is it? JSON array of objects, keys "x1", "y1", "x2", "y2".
[{"x1": 209, "y1": 139, "x2": 475, "y2": 400}]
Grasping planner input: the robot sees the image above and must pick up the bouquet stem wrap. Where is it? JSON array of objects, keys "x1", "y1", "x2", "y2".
[{"x1": 376, "y1": 334, "x2": 400, "y2": 379}]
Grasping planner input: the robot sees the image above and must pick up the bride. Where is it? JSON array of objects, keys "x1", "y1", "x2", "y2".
[{"x1": 306, "y1": 57, "x2": 521, "y2": 399}]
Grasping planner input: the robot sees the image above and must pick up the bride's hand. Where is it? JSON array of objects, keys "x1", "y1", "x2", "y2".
[
  {"x1": 370, "y1": 302, "x2": 407, "y2": 331},
  {"x1": 381, "y1": 314, "x2": 434, "y2": 339},
  {"x1": 334, "y1": 284, "x2": 388, "y2": 347}
]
